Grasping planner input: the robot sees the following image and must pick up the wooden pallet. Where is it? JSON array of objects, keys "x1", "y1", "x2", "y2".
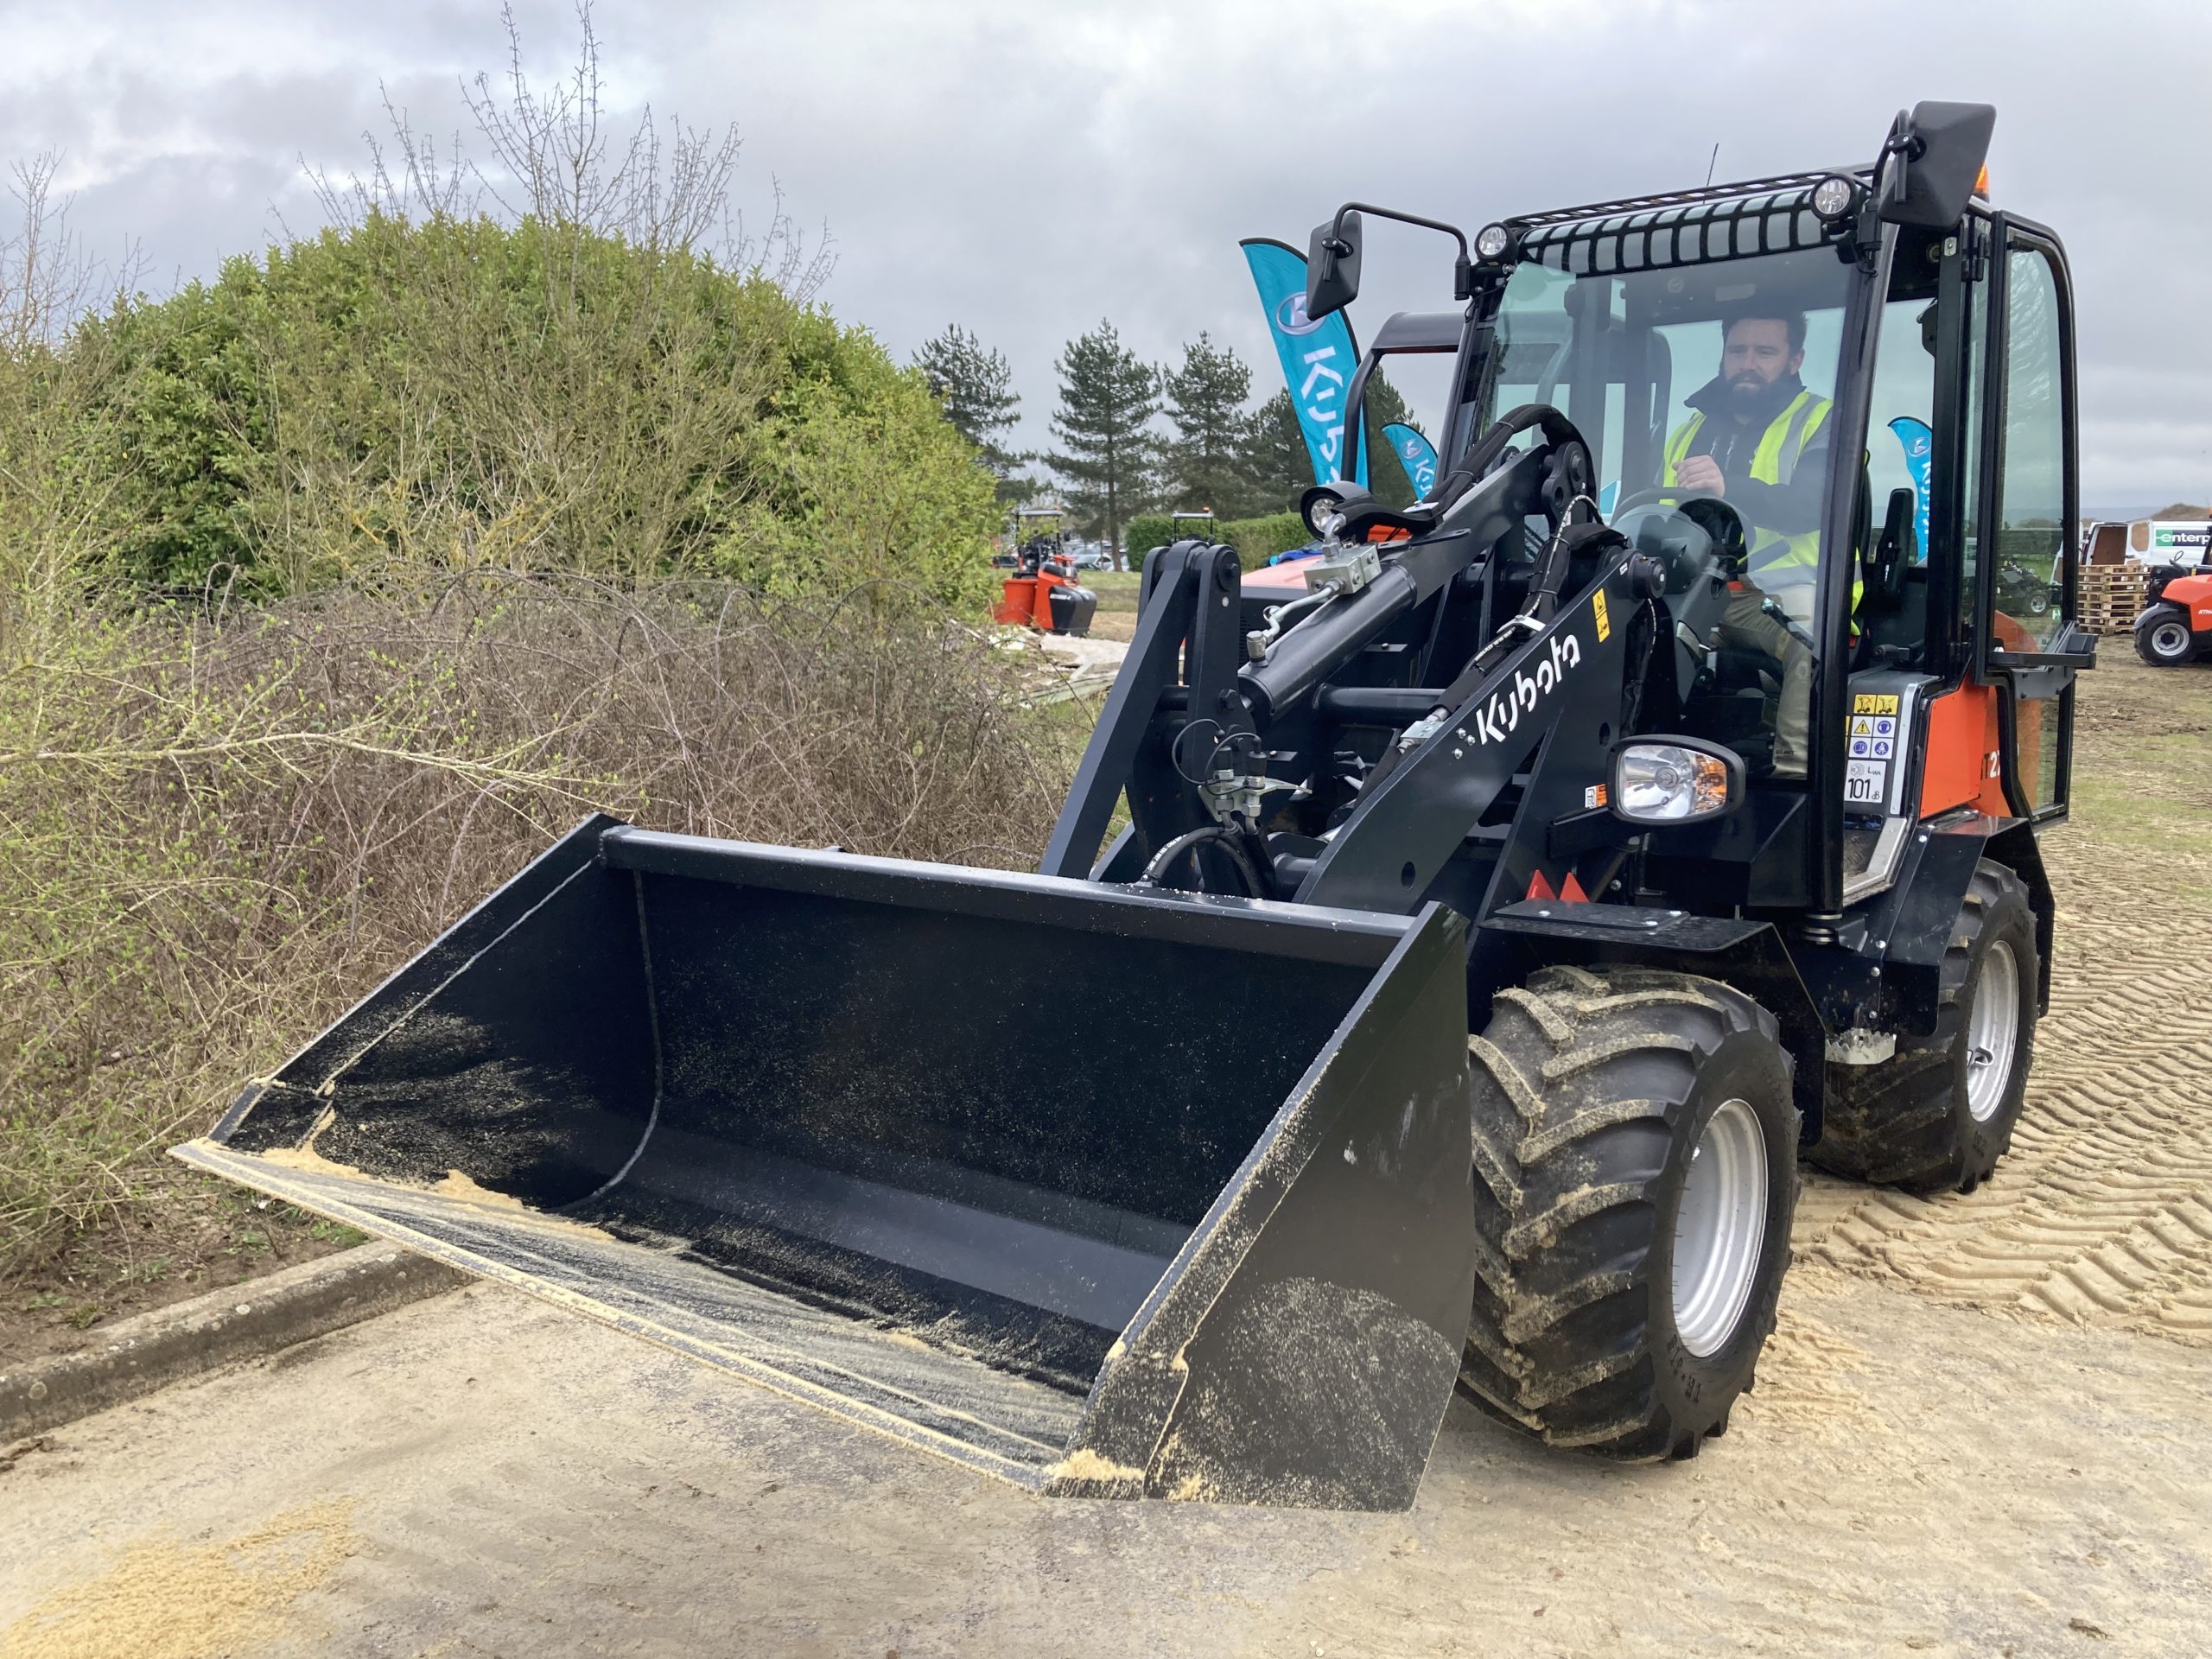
[{"x1": 2078, "y1": 563, "x2": 2150, "y2": 636}]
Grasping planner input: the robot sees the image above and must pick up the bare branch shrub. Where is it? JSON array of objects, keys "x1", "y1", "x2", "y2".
[
  {"x1": 0, "y1": 10, "x2": 1003, "y2": 1285},
  {"x1": 0, "y1": 157, "x2": 156, "y2": 667},
  {"x1": 309, "y1": 0, "x2": 825, "y2": 294},
  {"x1": 0, "y1": 570, "x2": 1078, "y2": 1272}
]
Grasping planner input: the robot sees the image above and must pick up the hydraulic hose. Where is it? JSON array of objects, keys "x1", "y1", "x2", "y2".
[{"x1": 1137, "y1": 824, "x2": 1268, "y2": 897}]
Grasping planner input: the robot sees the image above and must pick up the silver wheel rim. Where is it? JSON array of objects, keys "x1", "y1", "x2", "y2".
[
  {"x1": 1671, "y1": 1098, "x2": 1769, "y2": 1359},
  {"x1": 1965, "y1": 939, "x2": 2021, "y2": 1123},
  {"x1": 2151, "y1": 620, "x2": 2190, "y2": 657}
]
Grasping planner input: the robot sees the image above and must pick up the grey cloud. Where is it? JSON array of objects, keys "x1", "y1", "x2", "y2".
[{"x1": 5, "y1": 0, "x2": 2208, "y2": 500}]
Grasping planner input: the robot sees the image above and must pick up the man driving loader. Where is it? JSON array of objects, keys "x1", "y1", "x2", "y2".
[{"x1": 1663, "y1": 310, "x2": 1834, "y2": 776}]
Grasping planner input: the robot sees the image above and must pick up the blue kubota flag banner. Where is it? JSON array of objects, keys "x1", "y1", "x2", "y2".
[
  {"x1": 1240, "y1": 238, "x2": 1366, "y2": 489},
  {"x1": 1382, "y1": 422, "x2": 1437, "y2": 498},
  {"x1": 1888, "y1": 416, "x2": 1933, "y2": 563}
]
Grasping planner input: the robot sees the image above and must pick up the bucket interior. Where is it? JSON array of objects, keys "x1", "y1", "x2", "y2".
[
  {"x1": 219, "y1": 832, "x2": 1393, "y2": 1394},
  {"x1": 588, "y1": 872, "x2": 1378, "y2": 1386}
]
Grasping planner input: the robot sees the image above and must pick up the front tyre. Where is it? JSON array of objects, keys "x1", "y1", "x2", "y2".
[
  {"x1": 1812, "y1": 861, "x2": 2039, "y2": 1192},
  {"x1": 1459, "y1": 966, "x2": 1799, "y2": 1461},
  {"x1": 2136, "y1": 607, "x2": 2196, "y2": 667}
]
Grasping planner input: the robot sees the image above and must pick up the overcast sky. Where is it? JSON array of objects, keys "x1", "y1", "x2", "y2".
[{"x1": 3, "y1": 0, "x2": 2206, "y2": 512}]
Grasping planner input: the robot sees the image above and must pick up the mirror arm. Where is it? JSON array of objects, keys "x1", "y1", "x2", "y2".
[
  {"x1": 1874, "y1": 109, "x2": 1915, "y2": 216},
  {"x1": 1327, "y1": 201, "x2": 1477, "y2": 302}
]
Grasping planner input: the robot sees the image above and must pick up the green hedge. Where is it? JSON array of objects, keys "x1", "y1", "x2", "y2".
[
  {"x1": 1220, "y1": 512, "x2": 1313, "y2": 570},
  {"x1": 1122, "y1": 515, "x2": 1173, "y2": 565},
  {"x1": 71, "y1": 213, "x2": 999, "y2": 610},
  {"x1": 1131, "y1": 511, "x2": 1313, "y2": 574}
]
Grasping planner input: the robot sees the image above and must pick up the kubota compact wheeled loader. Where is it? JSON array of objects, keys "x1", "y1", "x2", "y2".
[{"x1": 181, "y1": 101, "x2": 2092, "y2": 1511}]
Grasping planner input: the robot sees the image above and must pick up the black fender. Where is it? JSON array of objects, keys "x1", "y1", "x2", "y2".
[
  {"x1": 1475, "y1": 902, "x2": 1827, "y2": 1144},
  {"x1": 1840, "y1": 816, "x2": 2052, "y2": 1033},
  {"x1": 1983, "y1": 817, "x2": 2056, "y2": 1012}
]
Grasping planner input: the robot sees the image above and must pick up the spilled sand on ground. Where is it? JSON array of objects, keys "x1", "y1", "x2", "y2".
[{"x1": 0, "y1": 1501, "x2": 356, "y2": 1659}]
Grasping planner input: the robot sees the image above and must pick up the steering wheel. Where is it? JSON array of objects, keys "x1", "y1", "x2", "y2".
[
  {"x1": 1610, "y1": 485, "x2": 1704, "y2": 516},
  {"x1": 1308, "y1": 404, "x2": 1598, "y2": 550},
  {"x1": 1430, "y1": 403, "x2": 1598, "y2": 536}
]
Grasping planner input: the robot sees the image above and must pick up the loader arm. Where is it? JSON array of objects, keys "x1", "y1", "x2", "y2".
[
  {"x1": 1044, "y1": 420, "x2": 1618, "y2": 901},
  {"x1": 1297, "y1": 555, "x2": 1639, "y2": 918}
]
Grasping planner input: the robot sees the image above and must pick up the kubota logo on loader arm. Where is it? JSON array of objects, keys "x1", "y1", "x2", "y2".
[{"x1": 1473, "y1": 629, "x2": 1582, "y2": 746}]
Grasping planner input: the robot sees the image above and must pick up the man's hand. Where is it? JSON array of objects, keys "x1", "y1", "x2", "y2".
[{"x1": 1674, "y1": 454, "x2": 1726, "y2": 497}]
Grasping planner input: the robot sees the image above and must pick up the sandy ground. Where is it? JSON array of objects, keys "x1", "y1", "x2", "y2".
[
  {"x1": 1036, "y1": 630, "x2": 1129, "y2": 685},
  {"x1": 5, "y1": 663, "x2": 2209, "y2": 1657},
  {"x1": 2, "y1": 1270, "x2": 2206, "y2": 1659}
]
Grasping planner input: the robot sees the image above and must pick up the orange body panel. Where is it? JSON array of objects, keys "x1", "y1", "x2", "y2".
[
  {"x1": 1917, "y1": 683, "x2": 2012, "y2": 818},
  {"x1": 2165, "y1": 569, "x2": 2212, "y2": 630},
  {"x1": 996, "y1": 571, "x2": 1081, "y2": 631},
  {"x1": 994, "y1": 575, "x2": 1040, "y2": 627},
  {"x1": 1242, "y1": 556, "x2": 1319, "y2": 594}
]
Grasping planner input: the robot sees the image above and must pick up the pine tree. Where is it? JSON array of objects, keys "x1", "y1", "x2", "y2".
[
  {"x1": 1161, "y1": 333, "x2": 1255, "y2": 518},
  {"x1": 916, "y1": 324, "x2": 1030, "y2": 501},
  {"x1": 1361, "y1": 370, "x2": 1421, "y2": 510},
  {"x1": 1242, "y1": 389, "x2": 1312, "y2": 516},
  {"x1": 1047, "y1": 321, "x2": 1160, "y2": 568},
  {"x1": 1240, "y1": 374, "x2": 1425, "y2": 512}
]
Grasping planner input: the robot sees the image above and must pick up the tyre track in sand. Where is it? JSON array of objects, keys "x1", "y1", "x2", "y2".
[{"x1": 1791, "y1": 662, "x2": 2212, "y2": 1349}]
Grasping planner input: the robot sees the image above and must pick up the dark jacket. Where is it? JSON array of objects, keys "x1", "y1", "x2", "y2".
[{"x1": 1676, "y1": 372, "x2": 1831, "y2": 537}]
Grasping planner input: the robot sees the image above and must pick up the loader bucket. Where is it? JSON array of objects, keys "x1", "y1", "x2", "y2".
[{"x1": 176, "y1": 816, "x2": 1475, "y2": 1511}]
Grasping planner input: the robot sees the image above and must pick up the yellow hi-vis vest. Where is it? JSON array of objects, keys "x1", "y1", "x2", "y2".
[{"x1": 1663, "y1": 391, "x2": 1834, "y2": 609}]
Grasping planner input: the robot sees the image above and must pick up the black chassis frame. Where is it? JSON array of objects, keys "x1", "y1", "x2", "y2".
[{"x1": 1045, "y1": 167, "x2": 2087, "y2": 1144}]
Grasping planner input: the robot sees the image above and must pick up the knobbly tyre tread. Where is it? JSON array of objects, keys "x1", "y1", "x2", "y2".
[
  {"x1": 1812, "y1": 861, "x2": 2038, "y2": 1193},
  {"x1": 1458, "y1": 965, "x2": 1799, "y2": 1461},
  {"x1": 2134, "y1": 611, "x2": 2195, "y2": 668}
]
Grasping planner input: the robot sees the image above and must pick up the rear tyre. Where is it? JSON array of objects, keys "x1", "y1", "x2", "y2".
[
  {"x1": 2135, "y1": 607, "x2": 2196, "y2": 667},
  {"x1": 1812, "y1": 860, "x2": 2039, "y2": 1193},
  {"x1": 1459, "y1": 965, "x2": 1799, "y2": 1461}
]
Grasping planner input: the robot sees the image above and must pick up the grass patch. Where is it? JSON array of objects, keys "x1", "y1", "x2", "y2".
[
  {"x1": 1090, "y1": 569, "x2": 1144, "y2": 614},
  {"x1": 2064, "y1": 664, "x2": 2212, "y2": 904},
  {"x1": 2070, "y1": 779, "x2": 2212, "y2": 867}
]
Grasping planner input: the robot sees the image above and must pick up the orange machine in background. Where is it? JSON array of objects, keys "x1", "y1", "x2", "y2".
[
  {"x1": 995, "y1": 547, "x2": 1096, "y2": 636},
  {"x1": 995, "y1": 565, "x2": 1096, "y2": 634}
]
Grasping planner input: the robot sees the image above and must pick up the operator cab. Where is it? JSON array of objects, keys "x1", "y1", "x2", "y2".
[{"x1": 1427, "y1": 177, "x2": 2088, "y2": 911}]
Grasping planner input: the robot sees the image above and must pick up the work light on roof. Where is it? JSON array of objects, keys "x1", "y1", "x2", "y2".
[
  {"x1": 1811, "y1": 175, "x2": 1857, "y2": 220},
  {"x1": 1475, "y1": 223, "x2": 1511, "y2": 262}
]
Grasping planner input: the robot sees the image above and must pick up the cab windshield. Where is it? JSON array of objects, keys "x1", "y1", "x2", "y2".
[
  {"x1": 1465, "y1": 221, "x2": 1859, "y2": 782},
  {"x1": 1478, "y1": 241, "x2": 1854, "y2": 570}
]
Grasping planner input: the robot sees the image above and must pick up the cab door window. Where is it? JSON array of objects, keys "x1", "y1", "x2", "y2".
[{"x1": 1987, "y1": 249, "x2": 2068, "y2": 652}]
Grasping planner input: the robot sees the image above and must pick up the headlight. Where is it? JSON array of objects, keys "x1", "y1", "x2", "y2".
[
  {"x1": 1612, "y1": 740, "x2": 1741, "y2": 824},
  {"x1": 1300, "y1": 484, "x2": 1347, "y2": 538},
  {"x1": 1475, "y1": 223, "x2": 1512, "y2": 262},
  {"x1": 1811, "y1": 175, "x2": 1858, "y2": 221}
]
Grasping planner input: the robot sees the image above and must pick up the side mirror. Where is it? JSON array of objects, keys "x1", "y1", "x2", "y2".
[
  {"x1": 1305, "y1": 211, "x2": 1363, "y2": 322},
  {"x1": 1878, "y1": 101, "x2": 1996, "y2": 228}
]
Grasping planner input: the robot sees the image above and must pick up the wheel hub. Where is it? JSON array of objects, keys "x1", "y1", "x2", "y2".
[
  {"x1": 1670, "y1": 1098, "x2": 1768, "y2": 1359},
  {"x1": 1965, "y1": 939, "x2": 2021, "y2": 1123},
  {"x1": 2151, "y1": 620, "x2": 2191, "y2": 658}
]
